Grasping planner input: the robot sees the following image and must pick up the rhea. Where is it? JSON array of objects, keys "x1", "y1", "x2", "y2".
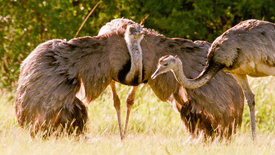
[
  {"x1": 152, "y1": 19, "x2": 275, "y2": 140},
  {"x1": 98, "y1": 19, "x2": 144, "y2": 139}
]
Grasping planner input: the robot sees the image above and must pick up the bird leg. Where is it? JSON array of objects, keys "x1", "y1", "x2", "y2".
[
  {"x1": 123, "y1": 86, "x2": 139, "y2": 139},
  {"x1": 233, "y1": 74, "x2": 256, "y2": 140},
  {"x1": 109, "y1": 81, "x2": 123, "y2": 140}
]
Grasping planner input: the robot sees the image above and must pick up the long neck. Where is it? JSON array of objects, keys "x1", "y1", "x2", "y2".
[
  {"x1": 171, "y1": 62, "x2": 221, "y2": 89},
  {"x1": 125, "y1": 37, "x2": 143, "y2": 83}
]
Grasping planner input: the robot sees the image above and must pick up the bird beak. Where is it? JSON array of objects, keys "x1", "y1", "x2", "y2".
[
  {"x1": 151, "y1": 68, "x2": 161, "y2": 79},
  {"x1": 136, "y1": 29, "x2": 144, "y2": 36},
  {"x1": 135, "y1": 32, "x2": 144, "y2": 36}
]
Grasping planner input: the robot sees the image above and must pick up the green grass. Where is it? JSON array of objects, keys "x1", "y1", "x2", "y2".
[{"x1": 0, "y1": 77, "x2": 274, "y2": 155}]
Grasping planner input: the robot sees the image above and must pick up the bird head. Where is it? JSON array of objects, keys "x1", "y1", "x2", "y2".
[
  {"x1": 125, "y1": 23, "x2": 144, "y2": 41},
  {"x1": 151, "y1": 55, "x2": 180, "y2": 79}
]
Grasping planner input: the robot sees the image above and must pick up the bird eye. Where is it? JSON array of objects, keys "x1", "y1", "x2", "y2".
[{"x1": 129, "y1": 27, "x2": 135, "y2": 33}]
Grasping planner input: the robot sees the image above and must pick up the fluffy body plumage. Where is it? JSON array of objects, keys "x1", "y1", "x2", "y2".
[{"x1": 198, "y1": 19, "x2": 275, "y2": 139}]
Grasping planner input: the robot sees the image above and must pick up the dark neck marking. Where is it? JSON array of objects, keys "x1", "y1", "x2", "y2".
[
  {"x1": 118, "y1": 59, "x2": 131, "y2": 83},
  {"x1": 117, "y1": 58, "x2": 142, "y2": 86}
]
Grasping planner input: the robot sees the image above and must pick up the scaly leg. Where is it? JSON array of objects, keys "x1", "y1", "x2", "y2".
[
  {"x1": 123, "y1": 86, "x2": 139, "y2": 139},
  {"x1": 233, "y1": 74, "x2": 256, "y2": 140},
  {"x1": 110, "y1": 81, "x2": 123, "y2": 140}
]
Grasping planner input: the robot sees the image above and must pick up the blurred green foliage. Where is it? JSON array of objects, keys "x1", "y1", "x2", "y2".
[{"x1": 1, "y1": 0, "x2": 275, "y2": 90}]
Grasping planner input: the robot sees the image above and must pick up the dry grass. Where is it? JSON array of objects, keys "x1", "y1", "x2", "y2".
[{"x1": 0, "y1": 76, "x2": 274, "y2": 155}]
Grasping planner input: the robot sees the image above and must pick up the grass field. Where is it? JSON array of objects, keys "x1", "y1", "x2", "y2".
[{"x1": 0, "y1": 76, "x2": 274, "y2": 155}]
